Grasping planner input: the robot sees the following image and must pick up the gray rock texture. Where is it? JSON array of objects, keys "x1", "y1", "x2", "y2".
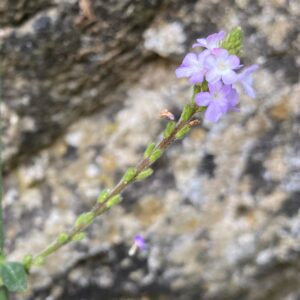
[{"x1": 1, "y1": 0, "x2": 300, "y2": 300}]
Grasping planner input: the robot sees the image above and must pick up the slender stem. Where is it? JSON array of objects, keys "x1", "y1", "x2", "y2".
[{"x1": 28, "y1": 103, "x2": 201, "y2": 269}]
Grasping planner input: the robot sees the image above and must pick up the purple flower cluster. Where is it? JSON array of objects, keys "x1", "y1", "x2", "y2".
[{"x1": 176, "y1": 31, "x2": 258, "y2": 122}]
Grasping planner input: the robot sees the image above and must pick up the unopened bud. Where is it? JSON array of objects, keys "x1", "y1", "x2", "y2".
[
  {"x1": 144, "y1": 143, "x2": 156, "y2": 158},
  {"x1": 149, "y1": 149, "x2": 163, "y2": 163},
  {"x1": 75, "y1": 212, "x2": 95, "y2": 227},
  {"x1": 136, "y1": 168, "x2": 154, "y2": 181},
  {"x1": 72, "y1": 232, "x2": 86, "y2": 241},
  {"x1": 57, "y1": 232, "x2": 69, "y2": 244},
  {"x1": 106, "y1": 194, "x2": 122, "y2": 208},
  {"x1": 97, "y1": 189, "x2": 110, "y2": 203},
  {"x1": 122, "y1": 167, "x2": 137, "y2": 184},
  {"x1": 175, "y1": 126, "x2": 191, "y2": 139},
  {"x1": 221, "y1": 27, "x2": 244, "y2": 56},
  {"x1": 163, "y1": 121, "x2": 176, "y2": 138}
]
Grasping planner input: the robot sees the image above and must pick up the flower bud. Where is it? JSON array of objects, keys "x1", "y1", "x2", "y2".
[
  {"x1": 32, "y1": 256, "x2": 44, "y2": 267},
  {"x1": 22, "y1": 255, "x2": 33, "y2": 268},
  {"x1": 136, "y1": 168, "x2": 154, "y2": 181},
  {"x1": 221, "y1": 27, "x2": 244, "y2": 56},
  {"x1": 72, "y1": 232, "x2": 86, "y2": 241},
  {"x1": 57, "y1": 232, "x2": 69, "y2": 244},
  {"x1": 106, "y1": 194, "x2": 122, "y2": 208},
  {"x1": 163, "y1": 121, "x2": 176, "y2": 138},
  {"x1": 144, "y1": 143, "x2": 156, "y2": 158},
  {"x1": 97, "y1": 189, "x2": 110, "y2": 203},
  {"x1": 75, "y1": 212, "x2": 95, "y2": 227},
  {"x1": 149, "y1": 149, "x2": 163, "y2": 163},
  {"x1": 181, "y1": 104, "x2": 194, "y2": 121},
  {"x1": 175, "y1": 126, "x2": 191, "y2": 139},
  {"x1": 122, "y1": 167, "x2": 137, "y2": 184}
]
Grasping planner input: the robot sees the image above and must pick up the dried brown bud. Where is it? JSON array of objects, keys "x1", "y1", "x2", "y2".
[
  {"x1": 159, "y1": 109, "x2": 175, "y2": 121},
  {"x1": 188, "y1": 119, "x2": 201, "y2": 127}
]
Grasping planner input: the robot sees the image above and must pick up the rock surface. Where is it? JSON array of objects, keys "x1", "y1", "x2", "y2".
[{"x1": 1, "y1": 0, "x2": 300, "y2": 300}]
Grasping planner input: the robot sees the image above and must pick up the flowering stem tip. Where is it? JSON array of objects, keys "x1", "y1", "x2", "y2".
[{"x1": 176, "y1": 27, "x2": 258, "y2": 122}]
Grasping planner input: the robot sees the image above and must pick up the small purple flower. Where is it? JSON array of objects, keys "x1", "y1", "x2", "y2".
[
  {"x1": 195, "y1": 81, "x2": 238, "y2": 122},
  {"x1": 134, "y1": 235, "x2": 146, "y2": 250},
  {"x1": 237, "y1": 64, "x2": 258, "y2": 98},
  {"x1": 175, "y1": 50, "x2": 209, "y2": 84},
  {"x1": 129, "y1": 235, "x2": 147, "y2": 256},
  {"x1": 205, "y1": 49, "x2": 241, "y2": 85},
  {"x1": 193, "y1": 31, "x2": 226, "y2": 50}
]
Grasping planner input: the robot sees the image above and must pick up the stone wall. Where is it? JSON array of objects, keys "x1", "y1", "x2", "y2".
[{"x1": 1, "y1": 0, "x2": 300, "y2": 299}]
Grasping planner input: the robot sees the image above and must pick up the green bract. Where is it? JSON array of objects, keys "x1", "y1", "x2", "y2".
[
  {"x1": 163, "y1": 121, "x2": 176, "y2": 138},
  {"x1": 221, "y1": 27, "x2": 244, "y2": 56},
  {"x1": 106, "y1": 194, "x2": 122, "y2": 208},
  {"x1": 181, "y1": 104, "x2": 194, "y2": 121},
  {"x1": 72, "y1": 232, "x2": 86, "y2": 242},
  {"x1": 149, "y1": 149, "x2": 163, "y2": 163},
  {"x1": 97, "y1": 189, "x2": 110, "y2": 203},
  {"x1": 175, "y1": 126, "x2": 191, "y2": 139},
  {"x1": 57, "y1": 232, "x2": 69, "y2": 244},
  {"x1": 122, "y1": 167, "x2": 137, "y2": 184},
  {"x1": 22, "y1": 255, "x2": 33, "y2": 269},
  {"x1": 75, "y1": 212, "x2": 95, "y2": 227},
  {"x1": 136, "y1": 168, "x2": 154, "y2": 181},
  {"x1": 144, "y1": 143, "x2": 156, "y2": 158},
  {"x1": 32, "y1": 256, "x2": 44, "y2": 267}
]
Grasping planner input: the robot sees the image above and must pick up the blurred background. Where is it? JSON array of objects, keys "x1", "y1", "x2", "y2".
[{"x1": 1, "y1": 0, "x2": 300, "y2": 299}]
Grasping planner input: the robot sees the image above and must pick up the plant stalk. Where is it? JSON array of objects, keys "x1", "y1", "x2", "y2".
[{"x1": 28, "y1": 101, "x2": 202, "y2": 269}]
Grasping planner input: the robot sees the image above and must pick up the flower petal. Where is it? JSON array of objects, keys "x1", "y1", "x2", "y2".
[
  {"x1": 242, "y1": 82, "x2": 256, "y2": 98},
  {"x1": 206, "y1": 69, "x2": 221, "y2": 83},
  {"x1": 195, "y1": 92, "x2": 212, "y2": 106},
  {"x1": 208, "y1": 81, "x2": 223, "y2": 93},
  {"x1": 189, "y1": 72, "x2": 204, "y2": 84},
  {"x1": 227, "y1": 88, "x2": 239, "y2": 107},
  {"x1": 182, "y1": 53, "x2": 198, "y2": 66},
  {"x1": 205, "y1": 103, "x2": 224, "y2": 122},
  {"x1": 211, "y1": 48, "x2": 228, "y2": 59},
  {"x1": 239, "y1": 64, "x2": 259, "y2": 79},
  {"x1": 204, "y1": 55, "x2": 216, "y2": 68},
  {"x1": 228, "y1": 55, "x2": 240, "y2": 69},
  {"x1": 192, "y1": 38, "x2": 207, "y2": 48},
  {"x1": 222, "y1": 70, "x2": 238, "y2": 84},
  {"x1": 175, "y1": 66, "x2": 193, "y2": 78}
]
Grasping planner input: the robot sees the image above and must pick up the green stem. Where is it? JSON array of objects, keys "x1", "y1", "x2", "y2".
[{"x1": 28, "y1": 87, "x2": 205, "y2": 269}]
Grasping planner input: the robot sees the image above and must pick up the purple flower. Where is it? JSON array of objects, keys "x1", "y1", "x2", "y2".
[
  {"x1": 134, "y1": 235, "x2": 146, "y2": 250},
  {"x1": 193, "y1": 31, "x2": 226, "y2": 50},
  {"x1": 237, "y1": 64, "x2": 258, "y2": 98},
  {"x1": 205, "y1": 49, "x2": 241, "y2": 85},
  {"x1": 175, "y1": 50, "x2": 209, "y2": 84},
  {"x1": 128, "y1": 235, "x2": 147, "y2": 256},
  {"x1": 195, "y1": 81, "x2": 238, "y2": 122}
]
